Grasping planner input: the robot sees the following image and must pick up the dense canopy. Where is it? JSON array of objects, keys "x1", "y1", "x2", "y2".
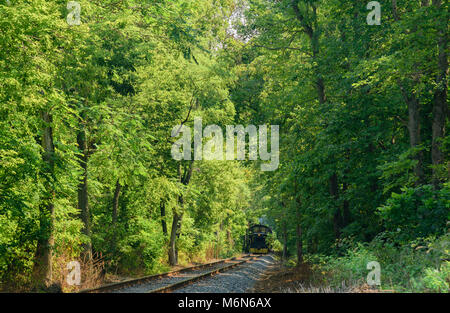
[{"x1": 0, "y1": 0, "x2": 448, "y2": 292}]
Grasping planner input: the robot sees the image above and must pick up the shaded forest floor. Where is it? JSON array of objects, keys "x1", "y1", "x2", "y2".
[{"x1": 250, "y1": 261, "x2": 382, "y2": 293}]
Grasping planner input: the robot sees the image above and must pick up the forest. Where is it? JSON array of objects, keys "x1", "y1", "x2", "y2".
[{"x1": 0, "y1": 0, "x2": 448, "y2": 293}]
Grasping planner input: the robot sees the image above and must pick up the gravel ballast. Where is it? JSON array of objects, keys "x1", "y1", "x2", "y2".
[
  {"x1": 114, "y1": 260, "x2": 241, "y2": 293},
  {"x1": 173, "y1": 255, "x2": 276, "y2": 293}
]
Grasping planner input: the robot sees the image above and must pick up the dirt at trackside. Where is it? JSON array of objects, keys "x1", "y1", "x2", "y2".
[{"x1": 249, "y1": 262, "x2": 313, "y2": 293}]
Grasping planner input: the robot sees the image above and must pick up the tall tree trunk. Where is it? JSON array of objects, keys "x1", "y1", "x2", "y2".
[
  {"x1": 399, "y1": 85, "x2": 425, "y2": 185},
  {"x1": 282, "y1": 220, "x2": 288, "y2": 261},
  {"x1": 160, "y1": 200, "x2": 167, "y2": 236},
  {"x1": 292, "y1": 1, "x2": 324, "y2": 103},
  {"x1": 394, "y1": 0, "x2": 431, "y2": 184},
  {"x1": 342, "y1": 181, "x2": 351, "y2": 227},
  {"x1": 227, "y1": 229, "x2": 233, "y2": 246},
  {"x1": 368, "y1": 144, "x2": 379, "y2": 195},
  {"x1": 431, "y1": 0, "x2": 448, "y2": 187},
  {"x1": 296, "y1": 220, "x2": 303, "y2": 265},
  {"x1": 168, "y1": 211, "x2": 179, "y2": 266},
  {"x1": 392, "y1": 0, "x2": 399, "y2": 21},
  {"x1": 408, "y1": 95, "x2": 425, "y2": 185},
  {"x1": 294, "y1": 181, "x2": 303, "y2": 265},
  {"x1": 295, "y1": 204, "x2": 303, "y2": 265},
  {"x1": 168, "y1": 208, "x2": 183, "y2": 266},
  {"x1": 292, "y1": 1, "x2": 343, "y2": 242},
  {"x1": 112, "y1": 179, "x2": 121, "y2": 226},
  {"x1": 313, "y1": 237, "x2": 318, "y2": 253},
  {"x1": 77, "y1": 127, "x2": 92, "y2": 260},
  {"x1": 168, "y1": 161, "x2": 194, "y2": 266},
  {"x1": 342, "y1": 151, "x2": 351, "y2": 227},
  {"x1": 111, "y1": 179, "x2": 121, "y2": 254},
  {"x1": 33, "y1": 111, "x2": 55, "y2": 287},
  {"x1": 330, "y1": 173, "x2": 341, "y2": 239},
  {"x1": 216, "y1": 220, "x2": 223, "y2": 258}
]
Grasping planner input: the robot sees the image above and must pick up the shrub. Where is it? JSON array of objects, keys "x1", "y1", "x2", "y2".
[
  {"x1": 412, "y1": 262, "x2": 450, "y2": 293},
  {"x1": 310, "y1": 233, "x2": 449, "y2": 292},
  {"x1": 377, "y1": 184, "x2": 450, "y2": 243}
]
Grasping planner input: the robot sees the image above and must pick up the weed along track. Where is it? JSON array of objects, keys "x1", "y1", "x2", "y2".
[{"x1": 79, "y1": 254, "x2": 274, "y2": 293}]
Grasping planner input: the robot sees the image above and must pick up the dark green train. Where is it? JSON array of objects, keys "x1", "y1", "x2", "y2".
[{"x1": 244, "y1": 224, "x2": 272, "y2": 254}]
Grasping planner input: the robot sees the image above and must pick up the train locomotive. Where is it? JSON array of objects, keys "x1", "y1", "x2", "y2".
[{"x1": 244, "y1": 224, "x2": 272, "y2": 254}]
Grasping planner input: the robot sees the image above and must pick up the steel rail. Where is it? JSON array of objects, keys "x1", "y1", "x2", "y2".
[
  {"x1": 148, "y1": 255, "x2": 260, "y2": 293},
  {"x1": 79, "y1": 254, "x2": 254, "y2": 293}
]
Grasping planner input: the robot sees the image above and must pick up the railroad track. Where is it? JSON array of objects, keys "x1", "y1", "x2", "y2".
[{"x1": 79, "y1": 254, "x2": 262, "y2": 293}]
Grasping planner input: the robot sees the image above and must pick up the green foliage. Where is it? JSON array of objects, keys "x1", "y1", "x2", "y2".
[
  {"x1": 378, "y1": 184, "x2": 450, "y2": 242},
  {"x1": 415, "y1": 262, "x2": 450, "y2": 293},
  {"x1": 116, "y1": 218, "x2": 168, "y2": 275},
  {"x1": 231, "y1": 0, "x2": 449, "y2": 265},
  {"x1": 0, "y1": 0, "x2": 448, "y2": 292},
  {"x1": 0, "y1": 0, "x2": 253, "y2": 289},
  {"x1": 310, "y1": 234, "x2": 449, "y2": 292},
  {"x1": 316, "y1": 244, "x2": 378, "y2": 287},
  {"x1": 378, "y1": 147, "x2": 426, "y2": 194},
  {"x1": 266, "y1": 232, "x2": 283, "y2": 253}
]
